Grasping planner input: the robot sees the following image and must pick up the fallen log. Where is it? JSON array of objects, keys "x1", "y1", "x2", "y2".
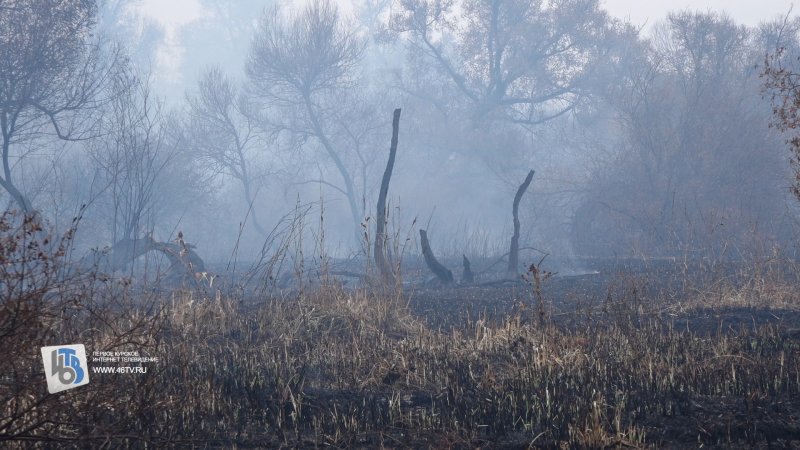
[
  {"x1": 108, "y1": 234, "x2": 158, "y2": 271},
  {"x1": 153, "y1": 236, "x2": 206, "y2": 279},
  {"x1": 98, "y1": 231, "x2": 206, "y2": 285},
  {"x1": 419, "y1": 229, "x2": 453, "y2": 284}
]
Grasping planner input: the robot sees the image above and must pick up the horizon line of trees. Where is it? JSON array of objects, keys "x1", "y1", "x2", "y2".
[{"x1": 2, "y1": 0, "x2": 800, "y2": 264}]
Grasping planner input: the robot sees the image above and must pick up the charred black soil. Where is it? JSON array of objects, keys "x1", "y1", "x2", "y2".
[{"x1": 5, "y1": 254, "x2": 800, "y2": 449}]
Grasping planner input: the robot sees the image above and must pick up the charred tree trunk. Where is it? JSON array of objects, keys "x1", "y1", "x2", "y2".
[
  {"x1": 103, "y1": 232, "x2": 206, "y2": 283},
  {"x1": 158, "y1": 232, "x2": 206, "y2": 275},
  {"x1": 508, "y1": 170, "x2": 535, "y2": 275},
  {"x1": 375, "y1": 108, "x2": 401, "y2": 284},
  {"x1": 419, "y1": 229, "x2": 453, "y2": 284},
  {"x1": 462, "y1": 254, "x2": 474, "y2": 284},
  {"x1": 109, "y1": 234, "x2": 157, "y2": 271}
]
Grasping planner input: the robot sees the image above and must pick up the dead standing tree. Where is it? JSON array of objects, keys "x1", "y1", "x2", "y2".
[
  {"x1": 419, "y1": 229, "x2": 453, "y2": 284},
  {"x1": 508, "y1": 170, "x2": 535, "y2": 275},
  {"x1": 374, "y1": 108, "x2": 401, "y2": 284},
  {"x1": 416, "y1": 169, "x2": 534, "y2": 285},
  {"x1": 461, "y1": 255, "x2": 474, "y2": 284}
]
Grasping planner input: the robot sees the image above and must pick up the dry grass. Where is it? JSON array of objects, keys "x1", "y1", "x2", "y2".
[
  {"x1": 4, "y1": 287, "x2": 800, "y2": 448},
  {"x1": 2, "y1": 212, "x2": 800, "y2": 448}
]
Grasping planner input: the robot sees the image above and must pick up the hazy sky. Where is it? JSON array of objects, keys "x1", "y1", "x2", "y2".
[
  {"x1": 137, "y1": 0, "x2": 796, "y2": 30},
  {"x1": 132, "y1": 0, "x2": 797, "y2": 94},
  {"x1": 603, "y1": 0, "x2": 794, "y2": 28}
]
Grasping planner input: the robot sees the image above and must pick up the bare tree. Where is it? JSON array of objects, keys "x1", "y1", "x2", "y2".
[
  {"x1": 186, "y1": 68, "x2": 271, "y2": 237},
  {"x1": 89, "y1": 66, "x2": 200, "y2": 264},
  {"x1": 574, "y1": 11, "x2": 793, "y2": 256},
  {"x1": 246, "y1": 0, "x2": 370, "y2": 243},
  {"x1": 0, "y1": 0, "x2": 115, "y2": 213},
  {"x1": 392, "y1": 0, "x2": 618, "y2": 128},
  {"x1": 763, "y1": 17, "x2": 800, "y2": 203}
]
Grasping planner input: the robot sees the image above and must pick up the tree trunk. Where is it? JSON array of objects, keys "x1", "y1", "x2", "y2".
[
  {"x1": 1, "y1": 134, "x2": 34, "y2": 213},
  {"x1": 242, "y1": 178, "x2": 269, "y2": 238},
  {"x1": 462, "y1": 254, "x2": 474, "y2": 284},
  {"x1": 303, "y1": 96, "x2": 362, "y2": 245},
  {"x1": 419, "y1": 229, "x2": 453, "y2": 284},
  {"x1": 508, "y1": 170, "x2": 535, "y2": 275},
  {"x1": 109, "y1": 235, "x2": 158, "y2": 271},
  {"x1": 106, "y1": 233, "x2": 206, "y2": 282},
  {"x1": 154, "y1": 237, "x2": 206, "y2": 281},
  {"x1": 0, "y1": 177, "x2": 33, "y2": 213},
  {"x1": 375, "y1": 108, "x2": 401, "y2": 284}
]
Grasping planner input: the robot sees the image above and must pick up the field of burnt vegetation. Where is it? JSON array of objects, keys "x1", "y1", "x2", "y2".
[
  {"x1": 7, "y1": 0, "x2": 800, "y2": 448},
  {"x1": 2, "y1": 209, "x2": 800, "y2": 449}
]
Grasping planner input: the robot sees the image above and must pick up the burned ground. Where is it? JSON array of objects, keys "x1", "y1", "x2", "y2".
[{"x1": 4, "y1": 249, "x2": 800, "y2": 449}]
